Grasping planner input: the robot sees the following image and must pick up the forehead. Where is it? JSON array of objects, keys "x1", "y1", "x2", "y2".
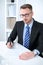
[{"x1": 20, "y1": 8, "x2": 31, "y2": 14}]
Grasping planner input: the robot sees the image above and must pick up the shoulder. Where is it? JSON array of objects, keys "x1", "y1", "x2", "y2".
[
  {"x1": 32, "y1": 19, "x2": 43, "y2": 32},
  {"x1": 33, "y1": 19, "x2": 43, "y2": 27},
  {"x1": 16, "y1": 21, "x2": 24, "y2": 24},
  {"x1": 15, "y1": 20, "x2": 24, "y2": 26}
]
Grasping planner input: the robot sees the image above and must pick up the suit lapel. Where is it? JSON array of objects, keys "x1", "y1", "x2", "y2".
[
  {"x1": 30, "y1": 21, "x2": 39, "y2": 45},
  {"x1": 20, "y1": 21, "x2": 24, "y2": 44}
]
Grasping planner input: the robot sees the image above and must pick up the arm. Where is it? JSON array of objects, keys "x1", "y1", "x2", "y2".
[
  {"x1": 19, "y1": 24, "x2": 43, "y2": 60},
  {"x1": 36, "y1": 24, "x2": 43, "y2": 57},
  {"x1": 6, "y1": 22, "x2": 17, "y2": 48}
]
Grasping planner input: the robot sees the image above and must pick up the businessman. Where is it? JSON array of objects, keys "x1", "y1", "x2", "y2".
[{"x1": 6, "y1": 4, "x2": 43, "y2": 60}]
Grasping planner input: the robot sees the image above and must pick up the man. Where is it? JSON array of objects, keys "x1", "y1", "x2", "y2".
[{"x1": 6, "y1": 4, "x2": 43, "y2": 60}]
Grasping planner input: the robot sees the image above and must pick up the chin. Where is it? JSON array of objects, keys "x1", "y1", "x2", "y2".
[{"x1": 25, "y1": 21, "x2": 30, "y2": 24}]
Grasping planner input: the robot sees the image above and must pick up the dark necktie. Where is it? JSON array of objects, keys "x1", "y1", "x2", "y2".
[{"x1": 23, "y1": 25, "x2": 30, "y2": 48}]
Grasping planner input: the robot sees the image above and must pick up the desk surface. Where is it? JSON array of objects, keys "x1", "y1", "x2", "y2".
[{"x1": 0, "y1": 42, "x2": 43, "y2": 65}]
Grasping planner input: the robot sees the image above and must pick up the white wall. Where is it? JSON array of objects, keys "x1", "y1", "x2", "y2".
[
  {"x1": 16, "y1": 0, "x2": 26, "y2": 21},
  {"x1": 0, "y1": 0, "x2": 5, "y2": 41},
  {"x1": 26, "y1": 0, "x2": 43, "y2": 23},
  {"x1": 17, "y1": 0, "x2": 43, "y2": 23}
]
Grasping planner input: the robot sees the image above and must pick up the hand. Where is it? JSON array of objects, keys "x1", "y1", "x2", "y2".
[
  {"x1": 19, "y1": 51, "x2": 35, "y2": 60},
  {"x1": 6, "y1": 42, "x2": 14, "y2": 48}
]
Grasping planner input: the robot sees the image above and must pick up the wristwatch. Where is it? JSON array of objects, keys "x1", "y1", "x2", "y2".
[
  {"x1": 33, "y1": 49, "x2": 40, "y2": 56},
  {"x1": 33, "y1": 51, "x2": 38, "y2": 56}
]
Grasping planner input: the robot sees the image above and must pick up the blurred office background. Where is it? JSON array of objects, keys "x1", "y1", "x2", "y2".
[{"x1": 0, "y1": 0, "x2": 43, "y2": 42}]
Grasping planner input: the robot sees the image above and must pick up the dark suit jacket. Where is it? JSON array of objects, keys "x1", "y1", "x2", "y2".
[{"x1": 7, "y1": 19, "x2": 43, "y2": 57}]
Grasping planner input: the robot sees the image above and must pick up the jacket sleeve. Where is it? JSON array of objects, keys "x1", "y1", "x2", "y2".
[
  {"x1": 36, "y1": 24, "x2": 43, "y2": 57},
  {"x1": 7, "y1": 22, "x2": 17, "y2": 43}
]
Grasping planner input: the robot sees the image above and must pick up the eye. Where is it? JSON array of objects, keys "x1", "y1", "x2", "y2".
[{"x1": 20, "y1": 12, "x2": 32, "y2": 17}]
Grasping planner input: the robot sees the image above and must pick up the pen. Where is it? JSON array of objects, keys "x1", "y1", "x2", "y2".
[{"x1": 10, "y1": 41, "x2": 11, "y2": 45}]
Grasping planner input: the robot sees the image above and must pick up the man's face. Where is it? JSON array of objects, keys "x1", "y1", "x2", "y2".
[{"x1": 20, "y1": 8, "x2": 33, "y2": 24}]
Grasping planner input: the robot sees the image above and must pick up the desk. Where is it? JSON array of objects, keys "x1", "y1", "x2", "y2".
[{"x1": 0, "y1": 42, "x2": 43, "y2": 65}]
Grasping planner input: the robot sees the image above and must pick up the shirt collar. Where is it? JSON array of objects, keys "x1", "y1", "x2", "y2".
[{"x1": 25, "y1": 19, "x2": 34, "y2": 29}]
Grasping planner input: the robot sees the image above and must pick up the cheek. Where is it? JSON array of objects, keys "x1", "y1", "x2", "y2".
[
  {"x1": 28, "y1": 16, "x2": 32, "y2": 20},
  {"x1": 26, "y1": 17, "x2": 32, "y2": 22},
  {"x1": 26, "y1": 17, "x2": 31, "y2": 20}
]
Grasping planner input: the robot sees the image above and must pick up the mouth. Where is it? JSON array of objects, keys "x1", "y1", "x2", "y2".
[{"x1": 24, "y1": 19, "x2": 27, "y2": 21}]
